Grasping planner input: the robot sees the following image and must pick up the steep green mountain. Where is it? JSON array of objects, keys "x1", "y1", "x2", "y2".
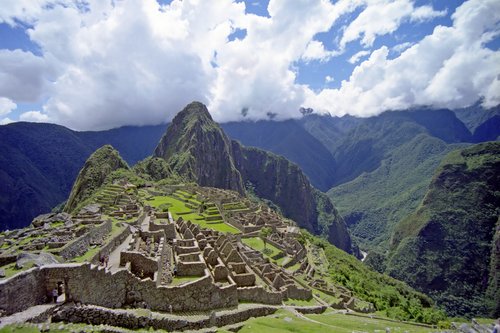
[
  {"x1": 305, "y1": 109, "x2": 471, "y2": 187},
  {"x1": 154, "y1": 102, "x2": 355, "y2": 254},
  {"x1": 386, "y1": 142, "x2": 500, "y2": 317},
  {"x1": 0, "y1": 123, "x2": 165, "y2": 230},
  {"x1": 299, "y1": 114, "x2": 360, "y2": 156},
  {"x1": 472, "y1": 115, "x2": 500, "y2": 142},
  {"x1": 453, "y1": 104, "x2": 500, "y2": 133},
  {"x1": 299, "y1": 109, "x2": 473, "y2": 253},
  {"x1": 64, "y1": 145, "x2": 129, "y2": 213},
  {"x1": 133, "y1": 156, "x2": 175, "y2": 182},
  {"x1": 0, "y1": 122, "x2": 94, "y2": 230},
  {"x1": 154, "y1": 102, "x2": 245, "y2": 194},
  {"x1": 231, "y1": 142, "x2": 352, "y2": 252},
  {"x1": 222, "y1": 120, "x2": 337, "y2": 191},
  {"x1": 328, "y1": 134, "x2": 464, "y2": 249}
]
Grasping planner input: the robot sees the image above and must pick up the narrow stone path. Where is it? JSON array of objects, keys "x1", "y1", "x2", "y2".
[
  {"x1": 108, "y1": 233, "x2": 134, "y2": 273},
  {"x1": 0, "y1": 304, "x2": 58, "y2": 328},
  {"x1": 140, "y1": 215, "x2": 150, "y2": 232}
]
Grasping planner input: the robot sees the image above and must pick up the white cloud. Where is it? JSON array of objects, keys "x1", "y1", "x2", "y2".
[
  {"x1": 348, "y1": 50, "x2": 370, "y2": 64},
  {"x1": 302, "y1": 40, "x2": 337, "y2": 62},
  {"x1": 0, "y1": 50, "x2": 54, "y2": 103},
  {"x1": 325, "y1": 75, "x2": 334, "y2": 83},
  {"x1": 19, "y1": 111, "x2": 50, "y2": 122},
  {"x1": 307, "y1": 0, "x2": 500, "y2": 116},
  {"x1": 1, "y1": 0, "x2": 359, "y2": 129},
  {"x1": 0, "y1": 97, "x2": 16, "y2": 116},
  {"x1": 0, "y1": 117, "x2": 14, "y2": 125},
  {"x1": 391, "y1": 42, "x2": 413, "y2": 53},
  {"x1": 0, "y1": 0, "x2": 498, "y2": 129},
  {"x1": 410, "y1": 5, "x2": 447, "y2": 23},
  {"x1": 340, "y1": 0, "x2": 446, "y2": 49}
]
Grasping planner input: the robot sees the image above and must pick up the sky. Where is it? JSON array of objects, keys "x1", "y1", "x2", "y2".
[{"x1": 0, "y1": 0, "x2": 499, "y2": 130}]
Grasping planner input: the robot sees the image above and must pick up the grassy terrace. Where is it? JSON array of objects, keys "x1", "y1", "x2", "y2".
[
  {"x1": 236, "y1": 309, "x2": 438, "y2": 333},
  {"x1": 242, "y1": 237, "x2": 289, "y2": 265},
  {"x1": 170, "y1": 275, "x2": 202, "y2": 286},
  {"x1": 147, "y1": 195, "x2": 240, "y2": 234}
]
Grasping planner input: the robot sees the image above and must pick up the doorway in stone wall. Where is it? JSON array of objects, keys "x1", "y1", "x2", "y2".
[{"x1": 55, "y1": 280, "x2": 66, "y2": 303}]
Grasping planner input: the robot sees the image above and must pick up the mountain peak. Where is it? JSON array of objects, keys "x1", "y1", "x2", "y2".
[
  {"x1": 154, "y1": 103, "x2": 245, "y2": 193},
  {"x1": 64, "y1": 145, "x2": 129, "y2": 213},
  {"x1": 174, "y1": 101, "x2": 213, "y2": 123}
]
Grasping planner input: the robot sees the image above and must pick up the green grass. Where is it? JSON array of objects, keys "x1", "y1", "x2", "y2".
[
  {"x1": 286, "y1": 262, "x2": 301, "y2": 272},
  {"x1": 148, "y1": 195, "x2": 240, "y2": 234},
  {"x1": 306, "y1": 312, "x2": 437, "y2": 333},
  {"x1": 275, "y1": 255, "x2": 288, "y2": 266},
  {"x1": 0, "y1": 262, "x2": 34, "y2": 279},
  {"x1": 50, "y1": 220, "x2": 65, "y2": 228},
  {"x1": 171, "y1": 275, "x2": 202, "y2": 286},
  {"x1": 242, "y1": 237, "x2": 282, "y2": 259},
  {"x1": 311, "y1": 288, "x2": 341, "y2": 304},
  {"x1": 72, "y1": 245, "x2": 101, "y2": 263},
  {"x1": 0, "y1": 322, "x2": 171, "y2": 333},
  {"x1": 148, "y1": 196, "x2": 188, "y2": 211},
  {"x1": 237, "y1": 309, "x2": 437, "y2": 333}
]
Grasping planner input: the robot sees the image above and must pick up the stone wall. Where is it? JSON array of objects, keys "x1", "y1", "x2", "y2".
[
  {"x1": 1, "y1": 264, "x2": 239, "y2": 315},
  {"x1": 265, "y1": 237, "x2": 286, "y2": 253},
  {"x1": 177, "y1": 261, "x2": 206, "y2": 276},
  {"x1": 0, "y1": 254, "x2": 17, "y2": 267},
  {"x1": 0, "y1": 267, "x2": 46, "y2": 315},
  {"x1": 120, "y1": 251, "x2": 158, "y2": 280},
  {"x1": 53, "y1": 304, "x2": 277, "y2": 331},
  {"x1": 91, "y1": 225, "x2": 132, "y2": 265},
  {"x1": 236, "y1": 286, "x2": 282, "y2": 305},
  {"x1": 285, "y1": 284, "x2": 312, "y2": 300},
  {"x1": 59, "y1": 220, "x2": 112, "y2": 260},
  {"x1": 149, "y1": 222, "x2": 176, "y2": 240},
  {"x1": 294, "y1": 305, "x2": 327, "y2": 314}
]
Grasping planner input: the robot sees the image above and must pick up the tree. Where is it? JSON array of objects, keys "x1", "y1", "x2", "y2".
[{"x1": 259, "y1": 227, "x2": 272, "y2": 249}]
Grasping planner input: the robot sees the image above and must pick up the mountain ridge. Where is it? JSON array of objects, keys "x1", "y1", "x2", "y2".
[
  {"x1": 386, "y1": 142, "x2": 500, "y2": 317},
  {"x1": 153, "y1": 101, "x2": 356, "y2": 254}
]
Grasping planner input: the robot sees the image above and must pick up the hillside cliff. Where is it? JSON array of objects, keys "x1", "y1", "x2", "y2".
[
  {"x1": 222, "y1": 120, "x2": 337, "y2": 191},
  {"x1": 387, "y1": 142, "x2": 500, "y2": 317},
  {"x1": 154, "y1": 102, "x2": 244, "y2": 194},
  {"x1": 64, "y1": 145, "x2": 129, "y2": 213}
]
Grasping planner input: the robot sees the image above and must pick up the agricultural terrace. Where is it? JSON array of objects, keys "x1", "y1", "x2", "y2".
[{"x1": 146, "y1": 190, "x2": 240, "y2": 234}]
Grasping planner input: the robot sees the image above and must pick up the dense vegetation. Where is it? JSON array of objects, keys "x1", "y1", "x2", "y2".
[
  {"x1": 222, "y1": 120, "x2": 337, "y2": 191},
  {"x1": 64, "y1": 145, "x2": 129, "y2": 213},
  {"x1": 302, "y1": 231, "x2": 447, "y2": 325},
  {"x1": 329, "y1": 134, "x2": 463, "y2": 249},
  {"x1": 387, "y1": 142, "x2": 500, "y2": 317}
]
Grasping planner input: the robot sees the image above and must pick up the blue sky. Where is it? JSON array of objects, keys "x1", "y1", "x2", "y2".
[{"x1": 0, "y1": 0, "x2": 499, "y2": 130}]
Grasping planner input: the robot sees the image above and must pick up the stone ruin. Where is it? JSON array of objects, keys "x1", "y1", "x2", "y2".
[{"x1": 0, "y1": 183, "x2": 375, "y2": 329}]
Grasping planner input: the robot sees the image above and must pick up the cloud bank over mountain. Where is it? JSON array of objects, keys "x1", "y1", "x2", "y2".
[{"x1": 0, "y1": 0, "x2": 499, "y2": 130}]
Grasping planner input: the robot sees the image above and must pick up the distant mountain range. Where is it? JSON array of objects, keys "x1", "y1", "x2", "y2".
[
  {"x1": 1, "y1": 105, "x2": 498, "y2": 234},
  {"x1": 1, "y1": 102, "x2": 499, "y2": 317}
]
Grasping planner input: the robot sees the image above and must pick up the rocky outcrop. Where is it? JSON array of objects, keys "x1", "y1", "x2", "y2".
[
  {"x1": 64, "y1": 145, "x2": 128, "y2": 213},
  {"x1": 133, "y1": 157, "x2": 175, "y2": 182},
  {"x1": 387, "y1": 142, "x2": 500, "y2": 317},
  {"x1": 154, "y1": 102, "x2": 244, "y2": 193},
  {"x1": 231, "y1": 142, "x2": 354, "y2": 254}
]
